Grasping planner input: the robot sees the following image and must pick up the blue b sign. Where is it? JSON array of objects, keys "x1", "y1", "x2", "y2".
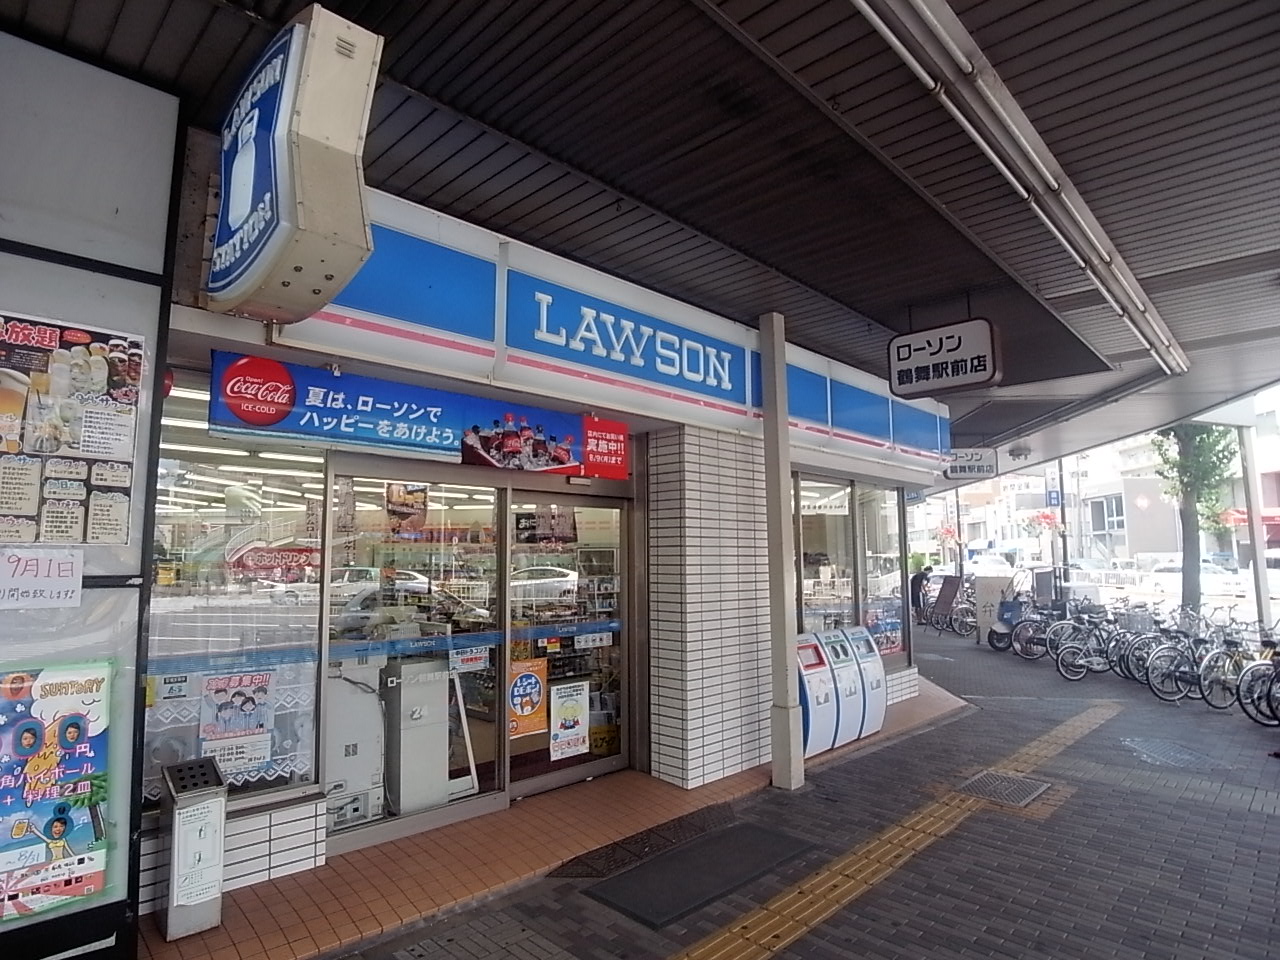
[
  {"x1": 207, "y1": 24, "x2": 303, "y2": 303},
  {"x1": 1047, "y1": 489, "x2": 1062, "y2": 507}
]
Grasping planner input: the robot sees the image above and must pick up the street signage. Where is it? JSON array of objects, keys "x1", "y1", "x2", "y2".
[
  {"x1": 944, "y1": 448, "x2": 998, "y2": 480},
  {"x1": 1047, "y1": 489, "x2": 1062, "y2": 507},
  {"x1": 888, "y1": 317, "x2": 1001, "y2": 397}
]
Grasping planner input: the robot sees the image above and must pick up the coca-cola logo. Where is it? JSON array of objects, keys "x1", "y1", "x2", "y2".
[{"x1": 221, "y1": 355, "x2": 295, "y2": 426}]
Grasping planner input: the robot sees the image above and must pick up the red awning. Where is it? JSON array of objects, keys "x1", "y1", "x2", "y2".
[{"x1": 1220, "y1": 507, "x2": 1280, "y2": 527}]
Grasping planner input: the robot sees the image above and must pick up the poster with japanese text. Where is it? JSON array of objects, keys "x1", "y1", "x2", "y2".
[
  {"x1": 0, "y1": 311, "x2": 139, "y2": 545},
  {"x1": 507, "y1": 659, "x2": 547, "y2": 739},
  {"x1": 198, "y1": 671, "x2": 275, "y2": 776},
  {"x1": 0, "y1": 663, "x2": 110, "y2": 921},
  {"x1": 549, "y1": 681, "x2": 589, "y2": 761},
  {"x1": 210, "y1": 351, "x2": 629, "y2": 479}
]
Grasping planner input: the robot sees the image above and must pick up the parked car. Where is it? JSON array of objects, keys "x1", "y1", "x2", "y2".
[
  {"x1": 330, "y1": 582, "x2": 490, "y2": 638},
  {"x1": 510, "y1": 565, "x2": 579, "y2": 599},
  {"x1": 1146, "y1": 563, "x2": 1244, "y2": 597},
  {"x1": 267, "y1": 567, "x2": 430, "y2": 605}
]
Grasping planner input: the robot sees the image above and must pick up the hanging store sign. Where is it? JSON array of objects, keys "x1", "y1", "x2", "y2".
[
  {"x1": 944, "y1": 448, "x2": 998, "y2": 480},
  {"x1": 888, "y1": 318, "x2": 1001, "y2": 398},
  {"x1": 210, "y1": 351, "x2": 630, "y2": 479},
  {"x1": 206, "y1": 6, "x2": 382, "y2": 322}
]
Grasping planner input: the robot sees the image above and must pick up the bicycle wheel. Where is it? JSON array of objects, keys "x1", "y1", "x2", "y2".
[
  {"x1": 987, "y1": 626, "x2": 1013, "y2": 651},
  {"x1": 1237, "y1": 663, "x2": 1280, "y2": 727},
  {"x1": 1267, "y1": 667, "x2": 1280, "y2": 723},
  {"x1": 951, "y1": 604, "x2": 977, "y2": 637},
  {"x1": 1011, "y1": 620, "x2": 1049, "y2": 660},
  {"x1": 1197, "y1": 650, "x2": 1239, "y2": 710},
  {"x1": 1126, "y1": 635, "x2": 1160, "y2": 685},
  {"x1": 1056, "y1": 644, "x2": 1089, "y2": 681},
  {"x1": 1147, "y1": 647, "x2": 1192, "y2": 702},
  {"x1": 1045, "y1": 621, "x2": 1077, "y2": 660}
]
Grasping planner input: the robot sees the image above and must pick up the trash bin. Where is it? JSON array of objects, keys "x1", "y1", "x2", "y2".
[{"x1": 159, "y1": 757, "x2": 227, "y2": 941}]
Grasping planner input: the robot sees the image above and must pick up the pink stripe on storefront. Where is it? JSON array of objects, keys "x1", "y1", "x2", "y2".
[{"x1": 312, "y1": 310, "x2": 497, "y2": 358}]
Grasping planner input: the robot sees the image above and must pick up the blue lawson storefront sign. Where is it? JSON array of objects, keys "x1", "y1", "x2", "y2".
[
  {"x1": 207, "y1": 24, "x2": 302, "y2": 302},
  {"x1": 506, "y1": 270, "x2": 749, "y2": 407}
]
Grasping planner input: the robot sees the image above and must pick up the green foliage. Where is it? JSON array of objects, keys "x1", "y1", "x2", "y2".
[
  {"x1": 1151, "y1": 424, "x2": 1237, "y2": 503},
  {"x1": 909, "y1": 552, "x2": 928, "y2": 573}
]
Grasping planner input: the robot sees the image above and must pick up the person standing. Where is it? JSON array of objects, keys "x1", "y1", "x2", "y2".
[{"x1": 910, "y1": 566, "x2": 933, "y2": 624}]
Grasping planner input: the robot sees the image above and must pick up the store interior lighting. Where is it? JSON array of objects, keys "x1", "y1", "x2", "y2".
[
  {"x1": 851, "y1": 0, "x2": 1188, "y2": 377},
  {"x1": 168, "y1": 386, "x2": 210, "y2": 401},
  {"x1": 160, "y1": 416, "x2": 210, "y2": 430},
  {"x1": 160, "y1": 443, "x2": 250, "y2": 457},
  {"x1": 258, "y1": 452, "x2": 326, "y2": 463},
  {"x1": 218, "y1": 465, "x2": 323, "y2": 478}
]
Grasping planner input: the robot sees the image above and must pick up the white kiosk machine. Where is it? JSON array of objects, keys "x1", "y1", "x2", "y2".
[
  {"x1": 844, "y1": 626, "x2": 887, "y2": 737},
  {"x1": 797, "y1": 635, "x2": 837, "y2": 757},
  {"x1": 818, "y1": 630, "x2": 866, "y2": 748}
]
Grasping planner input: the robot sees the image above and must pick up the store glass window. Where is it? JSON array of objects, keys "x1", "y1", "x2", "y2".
[
  {"x1": 325, "y1": 476, "x2": 502, "y2": 831},
  {"x1": 143, "y1": 381, "x2": 322, "y2": 806},
  {"x1": 509, "y1": 502, "x2": 624, "y2": 782},
  {"x1": 856, "y1": 484, "x2": 906, "y2": 659},
  {"x1": 797, "y1": 479, "x2": 855, "y2": 632}
]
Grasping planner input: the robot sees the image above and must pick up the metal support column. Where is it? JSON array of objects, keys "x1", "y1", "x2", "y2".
[
  {"x1": 760, "y1": 311, "x2": 803, "y2": 791},
  {"x1": 1058, "y1": 459, "x2": 1070, "y2": 594},
  {"x1": 954, "y1": 488, "x2": 964, "y2": 580},
  {"x1": 1238, "y1": 425, "x2": 1272, "y2": 627}
]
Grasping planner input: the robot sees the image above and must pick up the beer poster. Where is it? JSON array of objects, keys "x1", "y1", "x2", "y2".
[
  {"x1": 507, "y1": 659, "x2": 548, "y2": 738},
  {"x1": 0, "y1": 663, "x2": 111, "y2": 921},
  {"x1": 0, "y1": 311, "x2": 141, "y2": 545}
]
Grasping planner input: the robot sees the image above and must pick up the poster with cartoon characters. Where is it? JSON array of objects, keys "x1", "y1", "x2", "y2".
[
  {"x1": 549, "y1": 681, "x2": 589, "y2": 761},
  {"x1": 0, "y1": 663, "x2": 110, "y2": 921},
  {"x1": 197, "y1": 671, "x2": 275, "y2": 776}
]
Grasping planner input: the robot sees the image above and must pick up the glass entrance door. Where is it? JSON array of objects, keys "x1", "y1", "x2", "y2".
[
  {"x1": 325, "y1": 474, "x2": 503, "y2": 831},
  {"x1": 508, "y1": 497, "x2": 626, "y2": 785}
]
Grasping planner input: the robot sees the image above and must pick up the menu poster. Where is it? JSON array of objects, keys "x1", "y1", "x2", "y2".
[
  {"x1": 0, "y1": 663, "x2": 111, "y2": 921},
  {"x1": 0, "y1": 311, "x2": 141, "y2": 546}
]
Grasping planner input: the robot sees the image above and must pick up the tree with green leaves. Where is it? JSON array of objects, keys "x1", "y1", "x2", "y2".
[
  {"x1": 1151, "y1": 423, "x2": 1238, "y2": 608},
  {"x1": 67, "y1": 772, "x2": 109, "y2": 844}
]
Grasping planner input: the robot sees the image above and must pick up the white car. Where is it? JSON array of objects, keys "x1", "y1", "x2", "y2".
[
  {"x1": 1146, "y1": 563, "x2": 1244, "y2": 597},
  {"x1": 510, "y1": 565, "x2": 578, "y2": 600},
  {"x1": 267, "y1": 567, "x2": 430, "y2": 605}
]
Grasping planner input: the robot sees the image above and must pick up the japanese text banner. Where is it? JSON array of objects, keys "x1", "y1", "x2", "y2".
[{"x1": 208, "y1": 352, "x2": 629, "y2": 479}]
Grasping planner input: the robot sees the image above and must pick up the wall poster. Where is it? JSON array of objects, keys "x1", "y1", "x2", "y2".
[
  {"x1": 549, "y1": 681, "x2": 589, "y2": 761},
  {"x1": 197, "y1": 670, "x2": 276, "y2": 776},
  {"x1": 0, "y1": 311, "x2": 140, "y2": 545},
  {"x1": 0, "y1": 662, "x2": 111, "y2": 921},
  {"x1": 507, "y1": 659, "x2": 547, "y2": 739}
]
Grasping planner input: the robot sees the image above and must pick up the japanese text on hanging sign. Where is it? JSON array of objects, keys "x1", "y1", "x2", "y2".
[{"x1": 888, "y1": 318, "x2": 1001, "y2": 398}]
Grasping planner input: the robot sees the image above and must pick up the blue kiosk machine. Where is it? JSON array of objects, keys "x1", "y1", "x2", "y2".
[{"x1": 797, "y1": 626, "x2": 887, "y2": 757}]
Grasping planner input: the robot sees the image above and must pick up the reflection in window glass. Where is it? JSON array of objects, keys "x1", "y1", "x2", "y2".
[
  {"x1": 857, "y1": 485, "x2": 905, "y2": 657},
  {"x1": 325, "y1": 478, "x2": 501, "y2": 832},
  {"x1": 143, "y1": 384, "x2": 321, "y2": 805},
  {"x1": 798, "y1": 479, "x2": 854, "y2": 632},
  {"x1": 509, "y1": 504, "x2": 624, "y2": 781}
]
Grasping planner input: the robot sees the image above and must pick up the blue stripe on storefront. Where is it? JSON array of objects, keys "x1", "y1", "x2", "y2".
[{"x1": 146, "y1": 619, "x2": 623, "y2": 673}]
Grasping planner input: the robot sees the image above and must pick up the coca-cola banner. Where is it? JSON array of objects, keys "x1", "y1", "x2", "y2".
[{"x1": 209, "y1": 351, "x2": 629, "y2": 479}]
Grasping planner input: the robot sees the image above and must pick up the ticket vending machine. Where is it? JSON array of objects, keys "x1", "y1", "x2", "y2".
[
  {"x1": 843, "y1": 626, "x2": 887, "y2": 737},
  {"x1": 796, "y1": 635, "x2": 837, "y2": 757},
  {"x1": 819, "y1": 630, "x2": 865, "y2": 748}
]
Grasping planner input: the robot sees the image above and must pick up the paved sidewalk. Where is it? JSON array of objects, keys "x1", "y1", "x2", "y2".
[{"x1": 347, "y1": 630, "x2": 1280, "y2": 960}]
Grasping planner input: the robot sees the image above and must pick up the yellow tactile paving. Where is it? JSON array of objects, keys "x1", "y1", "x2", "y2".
[{"x1": 668, "y1": 702, "x2": 1122, "y2": 959}]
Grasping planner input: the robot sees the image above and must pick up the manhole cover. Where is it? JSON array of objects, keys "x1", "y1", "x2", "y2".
[
  {"x1": 1122, "y1": 738, "x2": 1223, "y2": 769},
  {"x1": 956, "y1": 770, "x2": 1050, "y2": 807}
]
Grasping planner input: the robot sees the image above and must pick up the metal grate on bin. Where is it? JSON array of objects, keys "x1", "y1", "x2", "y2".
[
  {"x1": 164, "y1": 758, "x2": 224, "y2": 794},
  {"x1": 955, "y1": 770, "x2": 1051, "y2": 807}
]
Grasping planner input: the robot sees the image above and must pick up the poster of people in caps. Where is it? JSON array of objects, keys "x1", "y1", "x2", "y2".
[{"x1": 0, "y1": 663, "x2": 111, "y2": 920}]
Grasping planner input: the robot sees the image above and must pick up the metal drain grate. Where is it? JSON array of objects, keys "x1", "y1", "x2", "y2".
[
  {"x1": 1122, "y1": 738, "x2": 1223, "y2": 769},
  {"x1": 956, "y1": 770, "x2": 1051, "y2": 807}
]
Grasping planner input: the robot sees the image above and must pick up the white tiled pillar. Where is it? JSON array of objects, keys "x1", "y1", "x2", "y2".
[{"x1": 647, "y1": 426, "x2": 771, "y2": 788}]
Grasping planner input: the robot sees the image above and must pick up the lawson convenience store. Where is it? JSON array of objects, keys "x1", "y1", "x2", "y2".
[{"x1": 135, "y1": 183, "x2": 950, "y2": 905}]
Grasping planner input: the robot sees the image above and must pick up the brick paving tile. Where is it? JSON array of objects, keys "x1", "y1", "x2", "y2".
[{"x1": 344, "y1": 630, "x2": 1280, "y2": 960}]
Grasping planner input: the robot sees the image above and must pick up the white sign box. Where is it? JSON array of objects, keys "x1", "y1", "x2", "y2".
[
  {"x1": 888, "y1": 317, "x2": 1001, "y2": 397},
  {"x1": 945, "y1": 448, "x2": 998, "y2": 480}
]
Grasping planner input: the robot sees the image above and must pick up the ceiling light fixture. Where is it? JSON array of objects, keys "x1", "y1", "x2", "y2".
[
  {"x1": 258, "y1": 452, "x2": 326, "y2": 463},
  {"x1": 160, "y1": 416, "x2": 210, "y2": 430},
  {"x1": 168, "y1": 387, "x2": 211, "y2": 401},
  {"x1": 218, "y1": 465, "x2": 323, "y2": 478},
  {"x1": 160, "y1": 443, "x2": 251, "y2": 457}
]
